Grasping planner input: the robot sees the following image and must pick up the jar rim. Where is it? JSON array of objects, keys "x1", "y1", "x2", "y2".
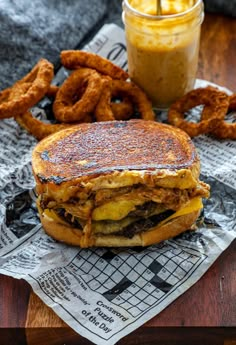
[{"x1": 122, "y1": 0, "x2": 203, "y2": 20}]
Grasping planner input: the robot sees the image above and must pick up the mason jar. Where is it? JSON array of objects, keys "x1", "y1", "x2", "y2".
[{"x1": 122, "y1": 0, "x2": 204, "y2": 109}]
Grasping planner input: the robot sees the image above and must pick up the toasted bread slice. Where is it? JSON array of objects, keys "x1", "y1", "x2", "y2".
[{"x1": 32, "y1": 120, "x2": 200, "y2": 197}]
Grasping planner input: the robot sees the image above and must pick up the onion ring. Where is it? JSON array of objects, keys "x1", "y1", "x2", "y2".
[
  {"x1": 111, "y1": 90, "x2": 134, "y2": 121},
  {"x1": 11, "y1": 81, "x2": 91, "y2": 140},
  {"x1": 201, "y1": 93, "x2": 236, "y2": 140},
  {"x1": 15, "y1": 111, "x2": 72, "y2": 140},
  {"x1": 111, "y1": 97, "x2": 134, "y2": 120},
  {"x1": 53, "y1": 68, "x2": 102, "y2": 123},
  {"x1": 11, "y1": 83, "x2": 70, "y2": 140},
  {"x1": 167, "y1": 87, "x2": 230, "y2": 137},
  {"x1": 0, "y1": 59, "x2": 54, "y2": 119},
  {"x1": 15, "y1": 111, "x2": 92, "y2": 141},
  {"x1": 229, "y1": 94, "x2": 236, "y2": 111},
  {"x1": 94, "y1": 79, "x2": 154, "y2": 121},
  {"x1": 94, "y1": 77, "x2": 134, "y2": 121},
  {"x1": 210, "y1": 119, "x2": 236, "y2": 140},
  {"x1": 111, "y1": 80, "x2": 155, "y2": 121},
  {"x1": 46, "y1": 85, "x2": 59, "y2": 98},
  {"x1": 0, "y1": 86, "x2": 12, "y2": 104},
  {"x1": 61, "y1": 50, "x2": 129, "y2": 81},
  {"x1": 95, "y1": 77, "x2": 115, "y2": 121}
]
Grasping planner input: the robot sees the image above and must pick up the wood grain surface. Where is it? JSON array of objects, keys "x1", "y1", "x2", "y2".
[
  {"x1": 198, "y1": 14, "x2": 236, "y2": 91},
  {"x1": 0, "y1": 13, "x2": 236, "y2": 345}
]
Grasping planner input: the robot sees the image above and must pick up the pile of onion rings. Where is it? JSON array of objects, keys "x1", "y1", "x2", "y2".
[
  {"x1": 0, "y1": 50, "x2": 155, "y2": 140},
  {"x1": 168, "y1": 87, "x2": 236, "y2": 140},
  {"x1": 2, "y1": 50, "x2": 234, "y2": 141}
]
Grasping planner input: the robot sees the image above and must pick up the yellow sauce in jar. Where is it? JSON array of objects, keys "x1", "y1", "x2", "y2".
[{"x1": 123, "y1": 0, "x2": 204, "y2": 109}]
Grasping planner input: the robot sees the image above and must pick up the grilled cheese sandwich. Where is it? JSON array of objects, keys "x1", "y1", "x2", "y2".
[{"x1": 32, "y1": 120, "x2": 210, "y2": 247}]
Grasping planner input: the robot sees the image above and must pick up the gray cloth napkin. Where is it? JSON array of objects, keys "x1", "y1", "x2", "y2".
[
  {"x1": 0, "y1": 0, "x2": 123, "y2": 90},
  {"x1": 0, "y1": 0, "x2": 234, "y2": 90},
  {"x1": 204, "y1": 0, "x2": 236, "y2": 17}
]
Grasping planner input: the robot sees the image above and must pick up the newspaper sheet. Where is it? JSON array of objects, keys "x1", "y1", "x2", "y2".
[{"x1": 0, "y1": 24, "x2": 235, "y2": 345}]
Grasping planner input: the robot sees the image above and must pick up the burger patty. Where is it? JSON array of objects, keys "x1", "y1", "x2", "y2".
[
  {"x1": 114, "y1": 210, "x2": 175, "y2": 238},
  {"x1": 53, "y1": 201, "x2": 174, "y2": 238}
]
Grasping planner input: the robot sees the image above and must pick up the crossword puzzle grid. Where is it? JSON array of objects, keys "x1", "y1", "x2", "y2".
[{"x1": 66, "y1": 244, "x2": 203, "y2": 318}]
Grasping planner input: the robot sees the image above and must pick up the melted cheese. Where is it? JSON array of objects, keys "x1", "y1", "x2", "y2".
[
  {"x1": 92, "y1": 197, "x2": 202, "y2": 233},
  {"x1": 92, "y1": 199, "x2": 145, "y2": 221},
  {"x1": 157, "y1": 197, "x2": 202, "y2": 228}
]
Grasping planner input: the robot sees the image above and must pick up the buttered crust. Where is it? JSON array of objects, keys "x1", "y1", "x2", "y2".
[
  {"x1": 32, "y1": 120, "x2": 201, "y2": 196},
  {"x1": 39, "y1": 208, "x2": 200, "y2": 248}
]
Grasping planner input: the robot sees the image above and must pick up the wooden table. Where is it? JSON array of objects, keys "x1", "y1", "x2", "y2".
[{"x1": 0, "y1": 13, "x2": 236, "y2": 345}]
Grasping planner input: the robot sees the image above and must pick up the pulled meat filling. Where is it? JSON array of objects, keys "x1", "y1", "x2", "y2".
[
  {"x1": 56, "y1": 208, "x2": 83, "y2": 230},
  {"x1": 40, "y1": 181, "x2": 210, "y2": 238}
]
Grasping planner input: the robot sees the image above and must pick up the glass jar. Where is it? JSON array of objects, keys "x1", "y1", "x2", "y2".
[{"x1": 122, "y1": 0, "x2": 204, "y2": 109}]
